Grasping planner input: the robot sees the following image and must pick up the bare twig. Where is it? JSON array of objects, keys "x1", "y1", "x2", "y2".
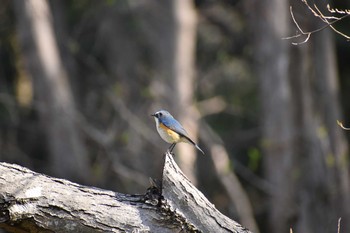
[
  {"x1": 284, "y1": 0, "x2": 350, "y2": 44},
  {"x1": 282, "y1": 6, "x2": 311, "y2": 44},
  {"x1": 337, "y1": 120, "x2": 350, "y2": 130},
  {"x1": 328, "y1": 4, "x2": 350, "y2": 15},
  {"x1": 312, "y1": 4, "x2": 350, "y2": 40},
  {"x1": 338, "y1": 217, "x2": 341, "y2": 233}
]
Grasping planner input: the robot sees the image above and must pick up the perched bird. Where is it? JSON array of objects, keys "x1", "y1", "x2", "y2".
[{"x1": 151, "y1": 110, "x2": 204, "y2": 155}]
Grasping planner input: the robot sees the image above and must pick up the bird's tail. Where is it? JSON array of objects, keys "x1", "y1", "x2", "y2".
[
  {"x1": 195, "y1": 144, "x2": 205, "y2": 155},
  {"x1": 182, "y1": 135, "x2": 205, "y2": 155}
]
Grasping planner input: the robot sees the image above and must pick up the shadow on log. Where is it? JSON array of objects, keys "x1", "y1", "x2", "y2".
[{"x1": 0, "y1": 152, "x2": 252, "y2": 233}]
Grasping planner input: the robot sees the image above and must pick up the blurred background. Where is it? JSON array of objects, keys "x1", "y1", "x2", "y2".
[{"x1": 1, "y1": 0, "x2": 350, "y2": 232}]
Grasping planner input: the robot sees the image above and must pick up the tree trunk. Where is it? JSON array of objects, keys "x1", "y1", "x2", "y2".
[
  {"x1": 13, "y1": 0, "x2": 90, "y2": 182},
  {"x1": 170, "y1": 0, "x2": 199, "y2": 184},
  {"x1": 312, "y1": 26, "x2": 350, "y2": 224},
  {"x1": 289, "y1": 37, "x2": 327, "y2": 233},
  {"x1": 288, "y1": 28, "x2": 350, "y2": 233},
  {"x1": 252, "y1": 0, "x2": 294, "y2": 232},
  {"x1": 146, "y1": 0, "x2": 199, "y2": 183},
  {"x1": 0, "y1": 152, "x2": 252, "y2": 233},
  {"x1": 288, "y1": 2, "x2": 350, "y2": 231}
]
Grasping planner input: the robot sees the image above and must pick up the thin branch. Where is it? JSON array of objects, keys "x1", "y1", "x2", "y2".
[
  {"x1": 337, "y1": 120, "x2": 350, "y2": 130},
  {"x1": 327, "y1": 4, "x2": 350, "y2": 15},
  {"x1": 284, "y1": 0, "x2": 350, "y2": 44},
  {"x1": 282, "y1": 6, "x2": 311, "y2": 45},
  {"x1": 313, "y1": 4, "x2": 350, "y2": 40},
  {"x1": 291, "y1": 6, "x2": 306, "y2": 34}
]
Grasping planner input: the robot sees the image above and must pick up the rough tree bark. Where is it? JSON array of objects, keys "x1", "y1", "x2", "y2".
[{"x1": 0, "y1": 152, "x2": 251, "y2": 233}]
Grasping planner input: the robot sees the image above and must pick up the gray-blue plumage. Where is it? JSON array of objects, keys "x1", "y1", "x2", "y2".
[
  {"x1": 151, "y1": 110, "x2": 204, "y2": 155},
  {"x1": 157, "y1": 111, "x2": 189, "y2": 138}
]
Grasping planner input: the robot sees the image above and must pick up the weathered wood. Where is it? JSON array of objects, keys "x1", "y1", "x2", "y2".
[
  {"x1": 0, "y1": 152, "x2": 252, "y2": 233},
  {"x1": 162, "y1": 152, "x2": 251, "y2": 233},
  {"x1": 0, "y1": 163, "x2": 168, "y2": 233}
]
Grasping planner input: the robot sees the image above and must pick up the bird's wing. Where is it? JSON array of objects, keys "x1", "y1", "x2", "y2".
[
  {"x1": 160, "y1": 117, "x2": 189, "y2": 138},
  {"x1": 160, "y1": 116, "x2": 204, "y2": 154}
]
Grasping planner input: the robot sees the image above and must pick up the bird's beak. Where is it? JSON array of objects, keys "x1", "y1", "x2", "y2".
[{"x1": 151, "y1": 113, "x2": 156, "y2": 117}]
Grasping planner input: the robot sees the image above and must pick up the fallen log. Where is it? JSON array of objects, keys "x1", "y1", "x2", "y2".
[{"x1": 0, "y1": 152, "x2": 252, "y2": 233}]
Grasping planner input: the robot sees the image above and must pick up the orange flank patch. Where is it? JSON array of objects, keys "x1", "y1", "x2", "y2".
[
  {"x1": 159, "y1": 123, "x2": 181, "y2": 142},
  {"x1": 167, "y1": 128, "x2": 181, "y2": 141}
]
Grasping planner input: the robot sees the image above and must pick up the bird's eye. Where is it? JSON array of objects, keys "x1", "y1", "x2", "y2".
[{"x1": 159, "y1": 112, "x2": 162, "y2": 117}]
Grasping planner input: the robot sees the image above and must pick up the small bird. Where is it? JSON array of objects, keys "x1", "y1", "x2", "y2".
[{"x1": 151, "y1": 110, "x2": 204, "y2": 155}]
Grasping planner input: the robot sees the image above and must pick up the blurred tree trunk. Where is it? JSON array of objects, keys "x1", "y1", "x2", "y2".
[
  {"x1": 148, "y1": 0, "x2": 199, "y2": 183},
  {"x1": 252, "y1": 0, "x2": 295, "y2": 232},
  {"x1": 49, "y1": 0, "x2": 80, "y2": 102},
  {"x1": 288, "y1": 1, "x2": 350, "y2": 232},
  {"x1": 289, "y1": 29, "x2": 350, "y2": 233},
  {"x1": 170, "y1": 0, "x2": 199, "y2": 184},
  {"x1": 312, "y1": 29, "x2": 350, "y2": 233},
  {"x1": 13, "y1": 0, "x2": 90, "y2": 183},
  {"x1": 290, "y1": 38, "x2": 329, "y2": 233},
  {"x1": 254, "y1": 0, "x2": 350, "y2": 231}
]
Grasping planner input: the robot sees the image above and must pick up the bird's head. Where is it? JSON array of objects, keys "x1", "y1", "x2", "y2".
[{"x1": 151, "y1": 110, "x2": 172, "y2": 121}]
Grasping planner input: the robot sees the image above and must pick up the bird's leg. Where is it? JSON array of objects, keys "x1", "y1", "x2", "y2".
[
  {"x1": 168, "y1": 143, "x2": 176, "y2": 153},
  {"x1": 166, "y1": 144, "x2": 172, "y2": 154}
]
